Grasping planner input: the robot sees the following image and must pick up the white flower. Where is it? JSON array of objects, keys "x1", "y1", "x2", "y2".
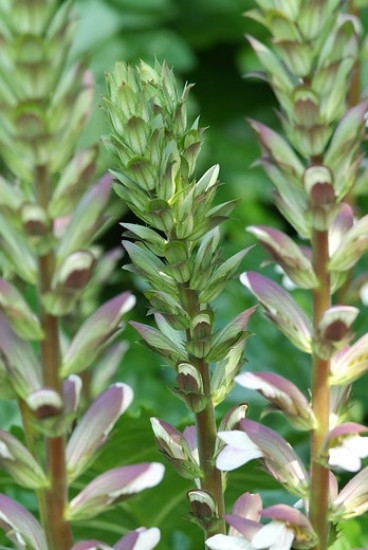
[
  {"x1": 329, "y1": 435, "x2": 368, "y2": 472},
  {"x1": 206, "y1": 534, "x2": 252, "y2": 549},
  {"x1": 252, "y1": 522, "x2": 294, "y2": 550},
  {"x1": 216, "y1": 430, "x2": 263, "y2": 471},
  {"x1": 206, "y1": 522, "x2": 295, "y2": 550}
]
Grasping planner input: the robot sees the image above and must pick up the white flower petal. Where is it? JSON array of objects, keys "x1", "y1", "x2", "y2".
[
  {"x1": 218, "y1": 430, "x2": 261, "y2": 451},
  {"x1": 216, "y1": 445, "x2": 263, "y2": 471},
  {"x1": 252, "y1": 522, "x2": 294, "y2": 550},
  {"x1": 329, "y1": 447, "x2": 362, "y2": 472},
  {"x1": 345, "y1": 435, "x2": 368, "y2": 458},
  {"x1": 206, "y1": 534, "x2": 252, "y2": 550},
  {"x1": 114, "y1": 527, "x2": 160, "y2": 550}
]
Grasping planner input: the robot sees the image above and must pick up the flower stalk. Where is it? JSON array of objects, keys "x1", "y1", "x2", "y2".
[
  {"x1": 103, "y1": 61, "x2": 254, "y2": 542},
  {"x1": 310, "y1": 228, "x2": 331, "y2": 550},
  {"x1": 210, "y1": 2, "x2": 368, "y2": 550},
  {"x1": 37, "y1": 163, "x2": 72, "y2": 549},
  {"x1": 182, "y1": 286, "x2": 225, "y2": 533}
]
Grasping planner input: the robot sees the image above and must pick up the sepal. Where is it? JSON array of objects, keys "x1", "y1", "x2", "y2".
[
  {"x1": 121, "y1": 223, "x2": 167, "y2": 257},
  {"x1": 247, "y1": 225, "x2": 317, "y2": 288},
  {"x1": 27, "y1": 387, "x2": 63, "y2": 419},
  {"x1": 0, "y1": 278, "x2": 43, "y2": 339},
  {"x1": 28, "y1": 375, "x2": 82, "y2": 437},
  {"x1": 90, "y1": 343, "x2": 128, "y2": 398},
  {"x1": 303, "y1": 165, "x2": 338, "y2": 231},
  {"x1": 206, "y1": 307, "x2": 255, "y2": 362},
  {"x1": 187, "y1": 312, "x2": 212, "y2": 358},
  {"x1": 175, "y1": 362, "x2": 207, "y2": 413},
  {"x1": 211, "y1": 337, "x2": 248, "y2": 406},
  {"x1": 130, "y1": 321, "x2": 185, "y2": 365},
  {"x1": 0, "y1": 312, "x2": 42, "y2": 400},
  {"x1": 248, "y1": 119, "x2": 304, "y2": 183},
  {"x1": 235, "y1": 372, "x2": 315, "y2": 430},
  {"x1": 49, "y1": 146, "x2": 98, "y2": 218},
  {"x1": 324, "y1": 101, "x2": 368, "y2": 201},
  {"x1": 198, "y1": 248, "x2": 253, "y2": 303},
  {"x1": 0, "y1": 430, "x2": 49, "y2": 489},
  {"x1": 314, "y1": 305, "x2": 358, "y2": 359},
  {"x1": 187, "y1": 490, "x2": 222, "y2": 534},
  {"x1": 329, "y1": 215, "x2": 368, "y2": 272},
  {"x1": 331, "y1": 465, "x2": 368, "y2": 520},
  {"x1": 150, "y1": 418, "x2": 201, "y2": 479},
  {"x1": 246, "y1": 37, "x2": 294, "y2": 97},
  {"x1": 218, "y1": 403, "x2": 249, "y2": 433},
  {"x1": 66, "y1": 383, "x2": 134, "y2": 481},
  {"x1": 0, "y1": 495, "x2": 47, "y2": 550},
  {"x1": 330, "y1": 333, "x2": 368, "y2": 385},
  {"x1": 66, "y1": 463, "x2": 165, "y2": 521},
  {"x1": 42, "y1": 250, "x2": 95, "y2": 315},
  {"x1": 61, "y1": 292, "x2": 136, "y2": 376},
  {"x1": 123, "y1": 241, "x2": 176, "y2": 294},
  {"x1": 56, "y1": 175, "x2": 111, "y2": 262},
  {"x1": 240, "y1": 272, "x2": 312, "y2": 352},
  {"x1": 0, "y1": 213, "x2": 37, "y2": 284},
  {"x1": 145, "y1": 290, "x2": 190, "y2": 330}
]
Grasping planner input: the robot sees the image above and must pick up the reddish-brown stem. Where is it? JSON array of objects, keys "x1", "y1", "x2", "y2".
[
  {"x1": 36, "y1": 166, "x2": 73, "y2": 550},
  {"x1": 310, "y1": 228, "x2": 331, "y2": 550}
]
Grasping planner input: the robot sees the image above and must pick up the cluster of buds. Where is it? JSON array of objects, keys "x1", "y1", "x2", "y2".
[
  {"x1": 104, "y1": 60, "x2": 255, "y2": 413},
  {"x1": 0, "y1": 1, "x2": 164, "y2": 549}
]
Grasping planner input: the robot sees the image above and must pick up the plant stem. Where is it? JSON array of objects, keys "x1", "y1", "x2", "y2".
[
  {"x1": 310, "y1": 228, "x2": 331, "y2": 550},
  {"x1": 195, "y1": 360, "x2": 226, "y2": 535},
  {"x1": 181, "y1": 286, "x2": 226, "y2": 538},
  {"x1": 36, "y1": 166, "x2": 73, "y2": 550}
]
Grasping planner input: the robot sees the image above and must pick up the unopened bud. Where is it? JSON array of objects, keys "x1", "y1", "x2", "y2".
[{"x1": 175, "y1": 363, "x2": 207, "y2": 413}]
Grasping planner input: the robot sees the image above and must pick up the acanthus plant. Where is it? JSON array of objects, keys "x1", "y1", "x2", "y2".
[
  {"x1": 210, "y1": 1, "x2": 368, "y2": 549},
  {"x1": 0, "y1": 1, "x2": 164, "y2": 549},
  {"x1": 103, "y1": 60, "x2": 256, "y2": 542},
  {"x1": 103, "y1": 1, "x2": 368, "y2": 550}
]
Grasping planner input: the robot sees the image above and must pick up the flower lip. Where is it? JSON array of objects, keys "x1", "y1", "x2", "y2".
[{"x1": 326, "y1": 423, "x2": 368, "y2": 472}]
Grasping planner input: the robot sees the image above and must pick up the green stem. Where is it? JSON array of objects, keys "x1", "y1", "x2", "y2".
[
  {"x1": 310, "y1": 228, "x2": 331, "y2": 550},
  {"x1": 36, "y1": 166, "x2": 73, "y2": 550},
  {"x1": 181, "y1": 287, "x2": 226, "y2": 539},
  {"x1": 195, "y1": 360, "x2": 226, "y2": 534}
]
